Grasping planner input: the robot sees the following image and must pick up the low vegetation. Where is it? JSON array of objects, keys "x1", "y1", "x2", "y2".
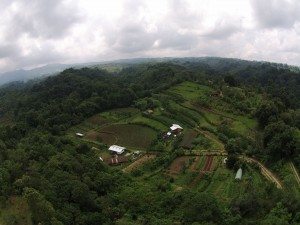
[{"x1": 0, "y1": 59, "x2": 298, "y2": 225}]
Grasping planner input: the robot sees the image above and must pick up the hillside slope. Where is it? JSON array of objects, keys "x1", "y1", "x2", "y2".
[{"x1": 0, "y1": 62, "x2": 298, "y2": 225}]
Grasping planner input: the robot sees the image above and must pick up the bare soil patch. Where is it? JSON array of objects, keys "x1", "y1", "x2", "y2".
[{"x1": 167, "y1": 156, "x2": 193, "y2": 175}]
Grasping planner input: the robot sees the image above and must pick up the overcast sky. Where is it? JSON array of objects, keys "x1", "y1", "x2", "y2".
[{"x1": 1, "y1": 0, "x2": 300, "y2": 72}]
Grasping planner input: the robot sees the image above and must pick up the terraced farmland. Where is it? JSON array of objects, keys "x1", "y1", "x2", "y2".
[{"x1": 97, "y1": 124, "x2": 157, "y2": 149}]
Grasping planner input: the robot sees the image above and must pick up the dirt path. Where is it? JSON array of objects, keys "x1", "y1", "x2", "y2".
[
  {"x1": 289, "y1": 162, "x2": 300, "y2": 186},
  {"x1": 242, "y1": 156, "x2": 283, "y2": 189},
  {"x1": 123, "y1": 154, "x2": 156, "y2": 173},
  {"x1": 186, "y1": 151, "x2": 227, "y2": 156}
]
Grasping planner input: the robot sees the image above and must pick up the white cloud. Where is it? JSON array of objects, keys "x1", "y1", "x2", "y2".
[
  {"x1": 250, "y1": 0, "x2": 300, "y2": 29},
  {"x1": 0, "y1": 0, "x2": 300, "y2": 72}
]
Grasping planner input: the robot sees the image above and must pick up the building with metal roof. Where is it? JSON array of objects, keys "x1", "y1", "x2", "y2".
[
  {"x1": 76, "y1": 132, "x2": 84, "y2": 137},
  {"x1": 108, "y1": 145, "x2": 126, "y2": 154},
  {"x1": 170, "y1": 124, "x2": 183, "y2": 132}
]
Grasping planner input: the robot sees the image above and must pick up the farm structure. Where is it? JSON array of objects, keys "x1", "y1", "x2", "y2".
[
  {"x1": 109, "y1": 145, "x2": 126, "y2": 154},
  {"x1": 76, "y1": 132, "x2": 84, "y2": 137},
  {"x1": 144, "y1": 109, "x2": 154, "y2": 114},
  {"x1": 106, "y1": 155, "x2": 128, "y2": 165},
  {"x1": 170, "y1": 124, "x2": 183, "y2": 134},
  {"x1": 235, "y1": 168, "x2": 242, "y2": 180}
]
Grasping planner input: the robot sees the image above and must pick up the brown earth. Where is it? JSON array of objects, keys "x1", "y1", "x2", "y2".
[{"x1": 167, "y1": 156, "x2": 193, "y2": 175}]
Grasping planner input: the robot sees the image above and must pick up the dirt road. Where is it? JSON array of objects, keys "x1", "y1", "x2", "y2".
[
  {"x1": 289, "y1": 162, "x2": 300, "y2": 186},
  {"x1": 242, "y1": 156, "x2": 283, "y2": 189}
]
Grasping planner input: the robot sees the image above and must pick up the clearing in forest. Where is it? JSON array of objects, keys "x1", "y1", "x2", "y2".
[{"x1": 168, "y1": 81, "x2": 212, "y2": 101}]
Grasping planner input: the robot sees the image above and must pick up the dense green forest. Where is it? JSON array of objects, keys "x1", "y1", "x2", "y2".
[{"x1": 0, "y1": 58, "x2": 299, "y2": 225}]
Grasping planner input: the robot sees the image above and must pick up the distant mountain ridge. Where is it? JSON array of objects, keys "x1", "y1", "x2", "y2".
[
  {"x1": 0, "y1": 58, "x2": 164, "y2": 86},
  {"x1": 0, "y1": 57, "x2": 299, "y2": 86},
  {"x1": 0, "y1": 63, "x2": 100, "y2": 86}
]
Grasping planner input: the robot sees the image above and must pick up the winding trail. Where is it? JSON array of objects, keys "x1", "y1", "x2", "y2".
[
  {"x1": 289, "y1": 162, "x2": 300, "y2": 186},
  {"x1": 241, "y1": 156, "x2": 283, "y2": 189}
]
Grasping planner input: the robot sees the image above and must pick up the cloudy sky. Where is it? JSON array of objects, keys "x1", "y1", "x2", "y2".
[{"x1": 1, "y1": 0, "x2": 300, "y2": 72}]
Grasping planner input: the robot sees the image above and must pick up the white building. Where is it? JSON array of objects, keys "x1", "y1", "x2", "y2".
[
  {"x1": 170, "y1": 124, "x2": 183, "y2": 133},
  {"x1": 235, "y1": 168, "x2": 243, "y2": 180},
  {"x1": 108, "y1": 145, "x2": 126, "y2": 154},
  {"x1": 76, "y1": 133, "x2": 84, "y2": 137}
]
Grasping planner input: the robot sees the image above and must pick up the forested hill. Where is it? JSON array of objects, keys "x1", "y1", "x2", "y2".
[
  {"x1": 0, "y1": 64, "x2": 192, "y2": 133},
  {"x1": 2, "y1": 60, "x2": 298, "y2": 134},
  {"x1": 170, "y1": 57, "x2": 300, "y2": 108},
  {"x1": 0, "y1": 61, "x2": 299, "y2": 225},
  {"x1": 0, "y1": 57, "x2": 299, "y2": 106}
]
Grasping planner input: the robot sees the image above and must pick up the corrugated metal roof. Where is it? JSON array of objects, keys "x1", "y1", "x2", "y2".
[
  {"x1": 108, "y1": 145, "x2": 126, "y2": 154},
  {"x1": 170, "y1": 124, "x2": 183, "y2": 131}
]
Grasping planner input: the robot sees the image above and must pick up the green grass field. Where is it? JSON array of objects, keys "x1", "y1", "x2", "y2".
[
  {"x1": 167, "y1": 81, "x2": 212, "y2": 101},
  {"x1": 131, "y1": 115, "x2": 168, "y2": 131},
  {"x1": 180, "y1": 129, "x2": 198, "y2": 149}
]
